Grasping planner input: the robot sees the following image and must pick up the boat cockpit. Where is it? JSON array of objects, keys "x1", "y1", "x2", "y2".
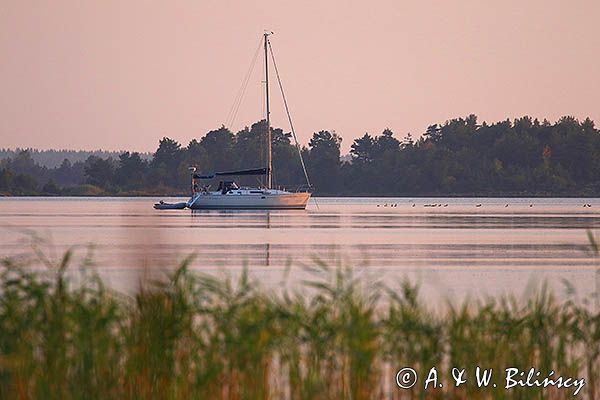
[{"x1": 218, "y1": 180, "x2": 240, "y2": 194}]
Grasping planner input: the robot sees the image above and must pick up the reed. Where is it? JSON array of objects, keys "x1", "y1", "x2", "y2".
[{"x1": 0, "y1": 239, "x2": 599, "y2": 399}]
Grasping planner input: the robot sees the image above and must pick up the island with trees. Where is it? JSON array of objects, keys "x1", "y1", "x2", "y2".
[{"x1": 1, "y1": 115, "x2": 599, "y2": 197}]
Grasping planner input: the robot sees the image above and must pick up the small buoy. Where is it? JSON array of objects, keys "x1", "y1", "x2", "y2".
[
  {"x1": 412, "y1": 204, "x2": 416, "y2": 207},
  {"x1": 505, "y1": 204, "x2": 509, "y2": 207},
  {"x1": 476, "y1": 204, "x2": 482, "y2": 207},
  {"x1": 529, "y1": 204, "x2": 533, "y2": 207},
  {"x1": 377, "y1": 204, "x2": 380, "y2": 207},
  {"x1": 444, "y1": 204, "x2": 448, "y2": 207}
]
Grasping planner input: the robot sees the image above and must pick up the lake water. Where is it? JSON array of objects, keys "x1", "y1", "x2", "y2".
[{"x1": 1, "y1": 197, "x2": 599, "y2": 303}]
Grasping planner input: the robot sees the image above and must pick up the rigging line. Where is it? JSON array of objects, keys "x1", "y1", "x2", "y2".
[
  {"x1": 267, "y1": 41, "x2": 311, "y2": 189},
  {"x1": 225, "y1": 37, "x2": 263, "y2": 129},
  {"x1": 226, "y1": 37, "x2": 261, "y2": 127},
  {"x1": 229, "y1": 42, "x2": 261, "y2": 130}
]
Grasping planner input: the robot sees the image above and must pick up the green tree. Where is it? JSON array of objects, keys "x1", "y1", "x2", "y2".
[
  {"x1": 9, "y1": 150, "x2": 37, "y2": 175},
  {"x1": 42, "y1": 178, "x2": 61, "y2": 195},
  {"x1": 272, "y1": 127, "x2": 304, "y2": 187},
  {"x1": 234, "y1": 121, "x2": 267, "y2": 170},
  {"x1": 152, "y1": 138, "x2": 183, "y2": 172},
  {"x1": 375, "y1": 129, "x2": 400, "y2": 158},
  {"x1": 0, "y1": 169, "x2": 13, "y2": 193},
  {"x1": 200, "y1": 126, "x2": 235, "y2": 172},
  {"x1": 116, "y1": 152, "x2": 147, "y2": 189},
  {"x1": 307, "y1": 130, "x2": 342, "y2": 194},
  {"x1": 12, "y1": 173, "x2": 38, "y2": 195},
  {"x1": 150, "y1": 137, "x2": 184, "y2": 187},
  {"x1": 350, "y1": 133, "x2": 375, "y2": 163},
  {"x1": 84, "y1": 156, "x2": 115, "y2": 188},
  {"x1": 185, "y1": 140, "x2": 209, "y2": 169}
]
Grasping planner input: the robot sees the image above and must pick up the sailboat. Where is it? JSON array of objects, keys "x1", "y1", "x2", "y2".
[{"x1": 186, "y1": 32, "x2": 312, "y2": 210}]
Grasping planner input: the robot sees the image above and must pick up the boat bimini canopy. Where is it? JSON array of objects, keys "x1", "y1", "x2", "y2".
[{"x1": 193, "y1": 167, "x2": 268, "y2": 180}]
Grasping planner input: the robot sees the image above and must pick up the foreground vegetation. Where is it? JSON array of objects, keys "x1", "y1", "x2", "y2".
[
  {"x1": 2, "y1": 115, "x2": 600, "y2": 196},
  {"x1": 1, "y1": 238, "x2": 599, "y2": 399}
]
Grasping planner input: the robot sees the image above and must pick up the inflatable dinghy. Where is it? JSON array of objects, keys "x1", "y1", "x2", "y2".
[{"x1": 153, "y1": 201, "x2": 187, "y2": 210}]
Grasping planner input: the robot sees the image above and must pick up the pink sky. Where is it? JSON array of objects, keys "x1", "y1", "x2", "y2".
[{"x1": 1, "y1": 1, "x2": 599, "y2": 153}]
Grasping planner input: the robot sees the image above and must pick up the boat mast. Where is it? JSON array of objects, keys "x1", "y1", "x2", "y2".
[{"x1": 264, "y1": 31, "x2": 272, "y2": 189}]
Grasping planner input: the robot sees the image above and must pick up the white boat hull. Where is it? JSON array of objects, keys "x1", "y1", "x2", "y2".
[{"x1": 187, "y1": 191, "x2": 311, "y2": 210}]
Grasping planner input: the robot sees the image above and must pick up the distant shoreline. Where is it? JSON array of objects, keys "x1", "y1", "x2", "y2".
[{"x1": 3, "y1": 115, "x2": 600, "y2": 200}]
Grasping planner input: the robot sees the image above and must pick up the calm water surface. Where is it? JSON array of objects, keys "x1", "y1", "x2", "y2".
[{"x1": 2, "y1": 197, "x2": 600, "y2": 300}]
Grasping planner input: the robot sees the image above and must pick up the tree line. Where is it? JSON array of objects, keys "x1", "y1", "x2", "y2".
[
  {"x1": 0, "y1": 149, "x2": 147, "y2": 169},
  {"x1": 1, "y1": 115, "x2": 600, "y2": 196}
]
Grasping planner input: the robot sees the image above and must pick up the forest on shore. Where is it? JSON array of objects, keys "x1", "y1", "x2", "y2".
[{"x1": 1, "y1": 115, "x2": 600, "y2": 197}]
